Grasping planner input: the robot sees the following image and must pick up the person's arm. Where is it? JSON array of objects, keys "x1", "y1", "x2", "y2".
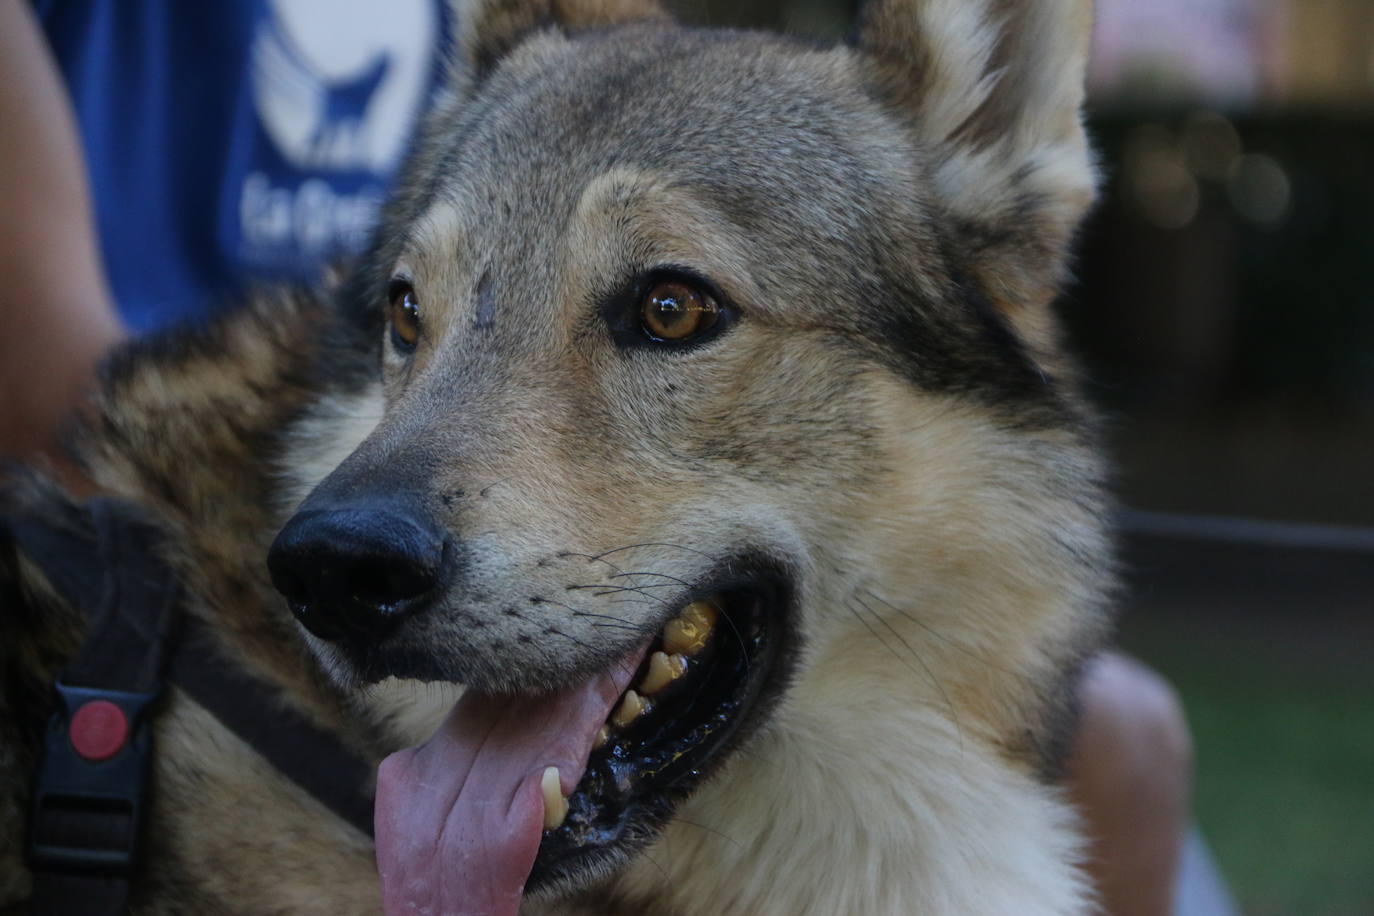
[
  {"x1": 0, "y1": 0, "x2": 125, "y2": 485},
  {"x1": 1068, "y1": 652, "x2": 1194, "y2": 916}
]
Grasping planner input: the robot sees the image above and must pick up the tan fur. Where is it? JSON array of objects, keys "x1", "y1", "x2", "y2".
[
  {"x1": 2, "y1": 1, "x2": 1111, "y2": 912},
  {"x1": 524, "y1": 376, "x2": 1106, "y2": 914}
]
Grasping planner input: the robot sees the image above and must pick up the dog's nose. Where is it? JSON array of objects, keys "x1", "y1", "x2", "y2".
[{"x1": 267, "y1": 508, "x2": 446, "y2": 643}]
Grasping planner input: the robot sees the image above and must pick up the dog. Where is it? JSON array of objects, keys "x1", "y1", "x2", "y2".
[{"x1": 1, "y1": 0, "x2": 1113, "y2": 912}]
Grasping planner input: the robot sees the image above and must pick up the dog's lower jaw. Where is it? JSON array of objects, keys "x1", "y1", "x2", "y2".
[{"x1": 556, "y1": 694, "x2": 1092, "y2": 916}]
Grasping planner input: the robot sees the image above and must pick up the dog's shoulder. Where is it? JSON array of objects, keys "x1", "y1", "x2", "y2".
[{"x1": 0, "y1": 289, "x2": 392, "y2": 912}]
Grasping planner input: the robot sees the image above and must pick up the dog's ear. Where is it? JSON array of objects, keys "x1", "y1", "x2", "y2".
[
  {"x1": 855, "y1": 0, "x2": 1096, "y2": 319},
  {"x1": 453, "y1": 0, "x2": 670, "y2": 83}
]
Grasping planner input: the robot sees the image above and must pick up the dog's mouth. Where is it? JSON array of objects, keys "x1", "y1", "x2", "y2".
[
  {"x1": 373, "y1": 566, "x2": 793, "y2": 911},
  {"x1": 530, "y1": 575, "x2": 788, "y2": 892}
]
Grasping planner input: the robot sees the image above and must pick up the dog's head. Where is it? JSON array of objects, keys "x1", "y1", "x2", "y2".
[{"x1": 268, "y1": 0, "x2": 1107, "y2": 902}]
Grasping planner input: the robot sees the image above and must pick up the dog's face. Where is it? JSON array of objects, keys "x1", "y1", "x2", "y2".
[{"x1": 269, "y1": 0, "x2": 1107, "y2": 901}]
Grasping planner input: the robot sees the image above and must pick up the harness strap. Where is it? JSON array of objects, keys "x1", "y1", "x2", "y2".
[
  {"x1": 166, "y1": 617, "x2": 378, "y2": 835},
  {"x1": 17, "y1": 501, "x2": 176, "y2": 916},
  {"x1": 72, "y1": 501, "x2": 184, "y2": 693},
  {"x1": 7, "y1": 498, "x2": 376, "y2": 915}
]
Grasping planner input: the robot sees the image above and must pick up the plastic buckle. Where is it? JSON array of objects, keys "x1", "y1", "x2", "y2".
[{"x1": 28, "y1": 681, "x2": 159, "y2": 875}]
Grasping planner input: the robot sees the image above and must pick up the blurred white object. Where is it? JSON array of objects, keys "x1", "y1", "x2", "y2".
[{"x1": 1090, "y1": 0, "x2": 1281, "y2": 106}]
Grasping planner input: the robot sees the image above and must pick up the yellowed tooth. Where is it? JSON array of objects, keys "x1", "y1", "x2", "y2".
[
  {"x1": 611, "y1": 689, "x2": 647, "y2": 727},
  {"x1": 681, "y1": 599, "x2": 720, "y2": 632},
  {"x1": 639, "y1": 651, "x2": 688, "y2": 694},
  {"x1": 541, "y1": 766, "x2": 567, "y2": 830},
  {"x1": 593, "y1": 725, "x2": 610, "y2": 749},
  {"x1": 662, "y1": 599, "x2": 719, "y2": 656},
  {"x1": 662, "y1": 619, "x2": 702, "y2": 656}
]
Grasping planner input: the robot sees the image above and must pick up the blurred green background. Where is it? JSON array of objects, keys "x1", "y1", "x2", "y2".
[{"x1": 670, "y1": 1, "x2": 1374, "y2": 912}]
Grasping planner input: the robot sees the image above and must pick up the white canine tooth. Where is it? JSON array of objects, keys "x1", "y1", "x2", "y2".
[
  {"x1": 593, "y1": 725, "x2": 610, "y2": 749},
  {"x1": 611, "y1": 689, "x2": 647, "y2": 727},
  {"x1": 541, "y1": 766, "x2": 567, "y2": 830},
  {"x1": 640, "y1": 651, "x2": 688, "y2": 694}
]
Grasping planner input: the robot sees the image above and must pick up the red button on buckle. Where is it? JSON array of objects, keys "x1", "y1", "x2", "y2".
[{"x1": 69, "y1": 699, "x2": 129, "y2": 762}]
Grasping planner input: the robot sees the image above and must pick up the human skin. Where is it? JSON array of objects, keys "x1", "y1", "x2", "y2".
[
  {"x1": 1067, "y1": 652, "x2": 1194, "y2": 916},
  {"x1": 0, "y1": 0, "x2": 125, "y2": 489}
]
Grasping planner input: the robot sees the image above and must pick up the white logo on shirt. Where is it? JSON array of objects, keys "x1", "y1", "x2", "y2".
[{"x1": 250, "y1": 0, "x2": 436, "y2": 172}]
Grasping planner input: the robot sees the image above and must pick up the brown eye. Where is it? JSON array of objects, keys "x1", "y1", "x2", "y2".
[
  {"x1": 641, "y1": 281, "x2": 719, "y2": 341},
  {"x1": 388, "y1": 281, "x2": 420, "y2": 351}
]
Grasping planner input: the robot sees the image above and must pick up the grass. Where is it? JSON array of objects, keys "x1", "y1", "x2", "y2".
[{"x1": 1120, "y1": 613, "x2": 1374, "y2": 916}]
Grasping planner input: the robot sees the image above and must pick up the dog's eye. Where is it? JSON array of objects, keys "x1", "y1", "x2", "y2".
[
  {"x1": 388, "y1": 281, "x2": 420, "y2": 352},
  {"x1": 641, "y1": 281, "x2": 720, "y2": 342}
]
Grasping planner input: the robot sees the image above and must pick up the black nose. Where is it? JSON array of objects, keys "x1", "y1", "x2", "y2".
[{"x1": 267, "y1": 508, "x2": 446, "y2": 643}]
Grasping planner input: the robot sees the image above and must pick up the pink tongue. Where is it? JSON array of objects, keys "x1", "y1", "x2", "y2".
[{"x1": 374, "y1": 659, "x2": 641, "y2": 916}]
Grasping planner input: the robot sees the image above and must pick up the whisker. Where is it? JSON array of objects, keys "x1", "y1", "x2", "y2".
[
  {"x1": 589, "y1": 622, "x2": 648, "y2": 632},
  {"x1": 859, "y1": 588, "x2": 1012, "y2": 674},
  {"x1": 568, "y1": 583, "x2": 678, "y2": 608},
  {"x1": 608, "y1": 570, "x2": 695, "y2": 589},
  {"x1": 592, "y1": 542, "x2": 718, "y2": 563},
  {"x1": 534, "y1": 597, "x2": 583, "y2": 615},
  {"x1": 671, "y1": 817, "x2": 743, "y2": 850},
  {"x1": 849, "y1": 596, "x2": 963, "y2": 751},
  {"x1": 558, "y1": 551, "x2": 630, "y2": 577},
  {"x1": 571, "y1": 610, "x2": 641, "y2": 626},
  {"x1": 477, "y1": 475, "x2": 515, "y2": 498},
  {"x1": 638, "y1": 849, "x2": 669, "y2": 883},
  {"x1": 711, "y1": 602, "x2": 751, "y2": 677}
]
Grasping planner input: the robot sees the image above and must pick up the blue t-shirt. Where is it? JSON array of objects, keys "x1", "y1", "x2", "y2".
[{"x1": 36, "y1": 1, "x2": 451, "y2": 333}]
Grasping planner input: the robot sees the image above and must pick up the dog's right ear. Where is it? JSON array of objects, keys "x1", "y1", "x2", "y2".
[
  {"x1": 451, "y1": 0, "x2": 670, "y2": 87},
  {"x1": 854, "y1": 0, "x2": 1097, "y2": 323}
]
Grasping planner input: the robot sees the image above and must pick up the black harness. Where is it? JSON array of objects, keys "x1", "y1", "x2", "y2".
[{"x1": 8, "y1": 499, "x2": 377, "y2": 915}]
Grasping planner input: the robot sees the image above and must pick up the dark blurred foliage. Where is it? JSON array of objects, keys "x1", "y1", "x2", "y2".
[
  {"x1": 1073, "y1": 112, "x2": 1374, "y2": 415},
  {"x1": 1069, "y1": 111, "x2": 1374, "y2": 526}
]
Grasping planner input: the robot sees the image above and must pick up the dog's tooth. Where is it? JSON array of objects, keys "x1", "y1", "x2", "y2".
[
  {"x1": 663, "y1": 600, "x2": 718, "y2": 656},
  {"x1": 681, "y1": 599, "x2": 720, "y2": 632},
  {"x1": 662, "y1": 619, "x2": 703, "y2": 656},
  {"x1": 541, "y1": 766, "x2": 567, "y2": 830},
  {"x1": 611, "y1": 689, "x2": 647, "y2": 727},
  {"x1": 593, "y1": 725, "x2": 610, "y2": 749},
  {"x1": 639, "y1": 651, "x2": 688, "y2": 694}
]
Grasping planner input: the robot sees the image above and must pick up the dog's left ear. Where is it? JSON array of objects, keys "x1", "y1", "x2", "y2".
[{"x1": 855, "y1": 0, "x2": 1096, "y2": 320}]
